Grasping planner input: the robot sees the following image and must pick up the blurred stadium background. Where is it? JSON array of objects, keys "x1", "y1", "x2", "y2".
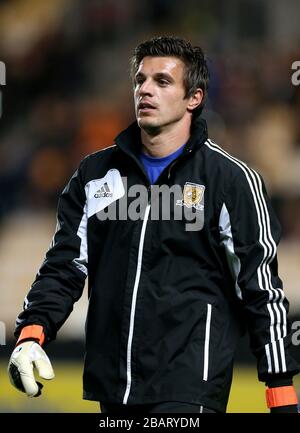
[{"x1": 0, "y1": 0, "x2": 300, "y2": 413}]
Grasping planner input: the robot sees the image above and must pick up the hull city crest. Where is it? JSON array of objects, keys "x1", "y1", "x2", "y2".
[{"x1": 176, "y1": 182, "x2": 205, "y2": 211}]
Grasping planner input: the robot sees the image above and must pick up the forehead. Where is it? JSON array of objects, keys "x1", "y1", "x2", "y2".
[{"x1": 136, "y1": 56, "x2": 185, "y2": 78}]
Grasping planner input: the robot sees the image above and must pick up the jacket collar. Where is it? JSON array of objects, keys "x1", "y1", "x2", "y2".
[{"x1": 114, "y1": 117, "x2": 208, "y2": 158}]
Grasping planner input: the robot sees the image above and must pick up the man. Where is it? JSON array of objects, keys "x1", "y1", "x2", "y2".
[{"x1": 8, "y1": 36, "x2": 299, "y2": 413}]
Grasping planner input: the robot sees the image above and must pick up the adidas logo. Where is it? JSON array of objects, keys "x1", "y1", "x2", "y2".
[{"x1": 94, "y1": 182, "x2": 113, "y2": 198}]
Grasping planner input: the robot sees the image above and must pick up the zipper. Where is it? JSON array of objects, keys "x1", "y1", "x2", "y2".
[
  {"x1": 123, "y1": 203, "x2": 151, "y2": 404},
  {"x1": 167, "y1": 148, "x2": 193, "y2": 180},
  {"x1": 158, "y1": 148, "x2": 193, "y2": 183},
  {"x1": 203, "y1": 304, "x2": 212, "y2": 381}
]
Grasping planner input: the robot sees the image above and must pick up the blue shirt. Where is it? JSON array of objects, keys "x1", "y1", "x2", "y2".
[{"x1": 140, "y1": 144, "x2": 185, "y2": 184}]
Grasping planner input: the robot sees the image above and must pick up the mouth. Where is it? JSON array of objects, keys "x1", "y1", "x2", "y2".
[{"x1": 138, "y1": 101, "x2": 157, "y2": 113}]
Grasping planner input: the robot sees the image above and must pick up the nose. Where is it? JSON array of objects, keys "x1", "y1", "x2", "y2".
[{"x1": 138, "y1": 78, "x2": 153, "y2": 96}]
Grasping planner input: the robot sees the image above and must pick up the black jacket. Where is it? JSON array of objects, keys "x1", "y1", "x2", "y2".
[{"x1": 15, "y1": 119, "x2": 299, "y2": 412}]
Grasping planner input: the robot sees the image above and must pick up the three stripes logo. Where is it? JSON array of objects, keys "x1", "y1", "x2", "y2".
[{"x1": 94, "y1": 182, "x2": 113, "y2": 198}]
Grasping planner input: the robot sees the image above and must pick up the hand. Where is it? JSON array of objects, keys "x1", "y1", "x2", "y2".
[{"x1": 8, "y1": 341, "x2": 55, "y2": 397}]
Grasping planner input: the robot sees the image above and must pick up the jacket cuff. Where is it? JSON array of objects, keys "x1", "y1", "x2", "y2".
[
  {"x1": 266, "y1": 377, "x2": 293, "y2": 388},
  {"x1": 270, "y1": 404, "x2": 298, "y2": 413}
]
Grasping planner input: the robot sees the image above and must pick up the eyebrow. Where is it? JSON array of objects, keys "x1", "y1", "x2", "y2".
[{"x1": 135, "y1": 71, "x2": 175, "y2": 82}]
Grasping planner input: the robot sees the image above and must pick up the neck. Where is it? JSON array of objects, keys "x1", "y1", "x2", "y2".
[{"x1": 141, "y1": 117, "x2": 191, "y2": 157}]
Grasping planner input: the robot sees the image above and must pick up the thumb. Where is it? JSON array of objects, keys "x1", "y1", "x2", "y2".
[
  {"x1": 34, "y1": 358, "x2": 55, "y2": 380},
  {"x1": 31, "y1": 344, "x2": 55, "y2": 380}
]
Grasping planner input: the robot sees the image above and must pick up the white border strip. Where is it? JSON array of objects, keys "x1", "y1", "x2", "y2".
[
  {"x1": 123, "y1": 204, "x2": 151, "y2": 404},
  {"x1": 203, "y1": 303, "x2": 212, "y2": 381}
]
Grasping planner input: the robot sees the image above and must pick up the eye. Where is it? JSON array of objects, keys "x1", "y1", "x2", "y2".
[
  {"x1": 158, "y1": 79, "x2": 169, "y2": 86},
  {"x1": 135, "y1": 76, "x2": 144, "y2": 86}
]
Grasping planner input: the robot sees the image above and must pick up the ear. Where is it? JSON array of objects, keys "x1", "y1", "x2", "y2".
[{"x1": 187, "y1": 88, "x2": 204, "y2": 112}]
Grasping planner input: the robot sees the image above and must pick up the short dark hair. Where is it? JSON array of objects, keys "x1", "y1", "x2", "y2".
[{"x1": 130, "y1": 36, "x2": 209, "y2": 120}]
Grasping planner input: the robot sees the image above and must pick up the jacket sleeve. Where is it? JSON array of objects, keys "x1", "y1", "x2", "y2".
[
  {"x1": 15, "y1": 160, "x2": 88, "y2": 344},
  {"x1": 219, "y1": 165, "x2": 300, "y2": 382}
]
